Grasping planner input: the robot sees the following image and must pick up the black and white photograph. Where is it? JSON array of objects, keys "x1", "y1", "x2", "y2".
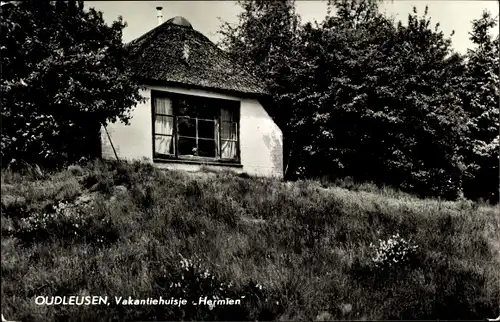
[{"x1": 1, "y1": 0, "x2": 499, "y2": 321}]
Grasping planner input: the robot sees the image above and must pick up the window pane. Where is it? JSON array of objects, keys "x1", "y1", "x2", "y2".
[
  {"x1": 198, "y1": 139, "x2": 216, "y2": 158},
  {"x1": 178, "y1": 137, "x2": 197, "y2": 156},
  {"x1": 221, "y1": 122, "x2": 237, "y2": 140},
  {"x1": 221, "y1": 140, "x2": 237, "y2": 159},
  {"x1": 155, "y1": 97, "x2": 173, "y2": 115},
  {"x1": 177, "y1": 99, "x2": 191, "y2": 116},
  {"x1": 193, "y1": 98, "x2": 217, "y2": 120},
  {"x1": 155, "y1": 115, "x2": 174, "y2": 136},
  {"x1": 177, "y1": 97, "x2": 217, "y2": 120},
  {"x1": 177, "y1": 117, "x2": 196, "y2": 137},
  {"x1": 221, "y1": 106, "x2": 236, "y2": 122},
  {"x1": 196, "y1": 102, "x2": 217, "y2": 120},
  {"x1": 155, "y1": 135, "x2": 174, "y2": 155},
  {"x1": 198, "y1": 120, "x2": 216, "y2": 139}
]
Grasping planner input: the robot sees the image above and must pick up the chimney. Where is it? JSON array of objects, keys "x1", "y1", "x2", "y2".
[{"x1": 156, "y1": 6, "x2": 163, "y2": 26}]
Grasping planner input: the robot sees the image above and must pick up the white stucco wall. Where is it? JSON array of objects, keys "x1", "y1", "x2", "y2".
[{"x1": 101, "y1": 85, "x2": 283, "y2": 178}]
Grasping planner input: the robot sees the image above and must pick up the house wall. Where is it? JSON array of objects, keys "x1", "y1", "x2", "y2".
[{"x1": 101, "y1": 85, "x2": 283, "y2": 178}]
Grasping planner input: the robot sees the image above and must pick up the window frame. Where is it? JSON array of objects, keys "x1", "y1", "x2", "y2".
[{"x1": 151, "y1": 90, "x2": 241, "y2": 165}]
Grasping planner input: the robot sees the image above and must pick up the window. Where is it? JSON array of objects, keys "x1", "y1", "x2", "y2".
[{"x1": 152, "y1": 91, "x2": 240, "y2": 163}]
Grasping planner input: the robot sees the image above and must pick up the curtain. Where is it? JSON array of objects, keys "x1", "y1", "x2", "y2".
[
  {"x1": 154, "y1": 98, "x2": 174, "y2": 155},
  {"x1": 220, "y1": 107, "x2": 237, "y2": 159}
]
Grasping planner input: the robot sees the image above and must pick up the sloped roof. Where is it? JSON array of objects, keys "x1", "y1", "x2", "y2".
[{"x1": 126, "y1": 16, "x2": 269, "y2": 96}]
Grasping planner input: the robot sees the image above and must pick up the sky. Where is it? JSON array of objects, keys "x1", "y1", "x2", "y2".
[{"x1": 84, "y1": 1, "x2": 499, "y2": 54}]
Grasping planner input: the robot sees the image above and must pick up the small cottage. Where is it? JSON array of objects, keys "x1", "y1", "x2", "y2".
[{"x1": 101, "y1": 12, "x2": 283, "y2": 178}]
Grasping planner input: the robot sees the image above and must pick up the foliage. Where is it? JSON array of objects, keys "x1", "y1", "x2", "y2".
[
  {"x1": 460, "y1": 11, "x2": 500, "y2": 203},
  {"x1": 0, "y1": 0, "x2": 145, "y2": 168},
  {"x1": 293, "y1": 4, "x2": 461, "y2": 195},
  {"x1": 219, "y1": 0, "x2": 498, "y2": 202}
]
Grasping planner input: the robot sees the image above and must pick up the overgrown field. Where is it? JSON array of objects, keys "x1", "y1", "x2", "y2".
[{"x1": 1, "y1": 161, "x2": 499, "y2": 321}]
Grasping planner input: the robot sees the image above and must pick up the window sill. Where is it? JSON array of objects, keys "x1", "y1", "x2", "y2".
[{"x1": 153, "y1": 157, "x2": 243, "y2": 168}]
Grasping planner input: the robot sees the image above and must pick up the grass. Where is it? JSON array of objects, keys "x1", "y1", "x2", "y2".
[{"x1": 1, "y1": 160, "x2": 499, "y2": 321}]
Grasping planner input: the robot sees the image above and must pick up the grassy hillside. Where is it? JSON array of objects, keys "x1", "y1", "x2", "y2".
[{"x1": 1, "y1": 161, "x2": 499, "y2": 321}]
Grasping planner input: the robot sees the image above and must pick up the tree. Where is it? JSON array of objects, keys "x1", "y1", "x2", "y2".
[
  {"x1": 220, "y1": 0, "x2": 470, "y2": 199},
  {"x1": 0, "y1": 0, "x2": 145, "y2": 167},
  {"x1": 460, "y1": 11, "x2": 499, "y2": 203},
  {"x1": 374, "y1": 6, "x2": 468, "y2": 198},
  {"x1": 218, "y1": 0, "x2": 304, "y2": 176}
]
